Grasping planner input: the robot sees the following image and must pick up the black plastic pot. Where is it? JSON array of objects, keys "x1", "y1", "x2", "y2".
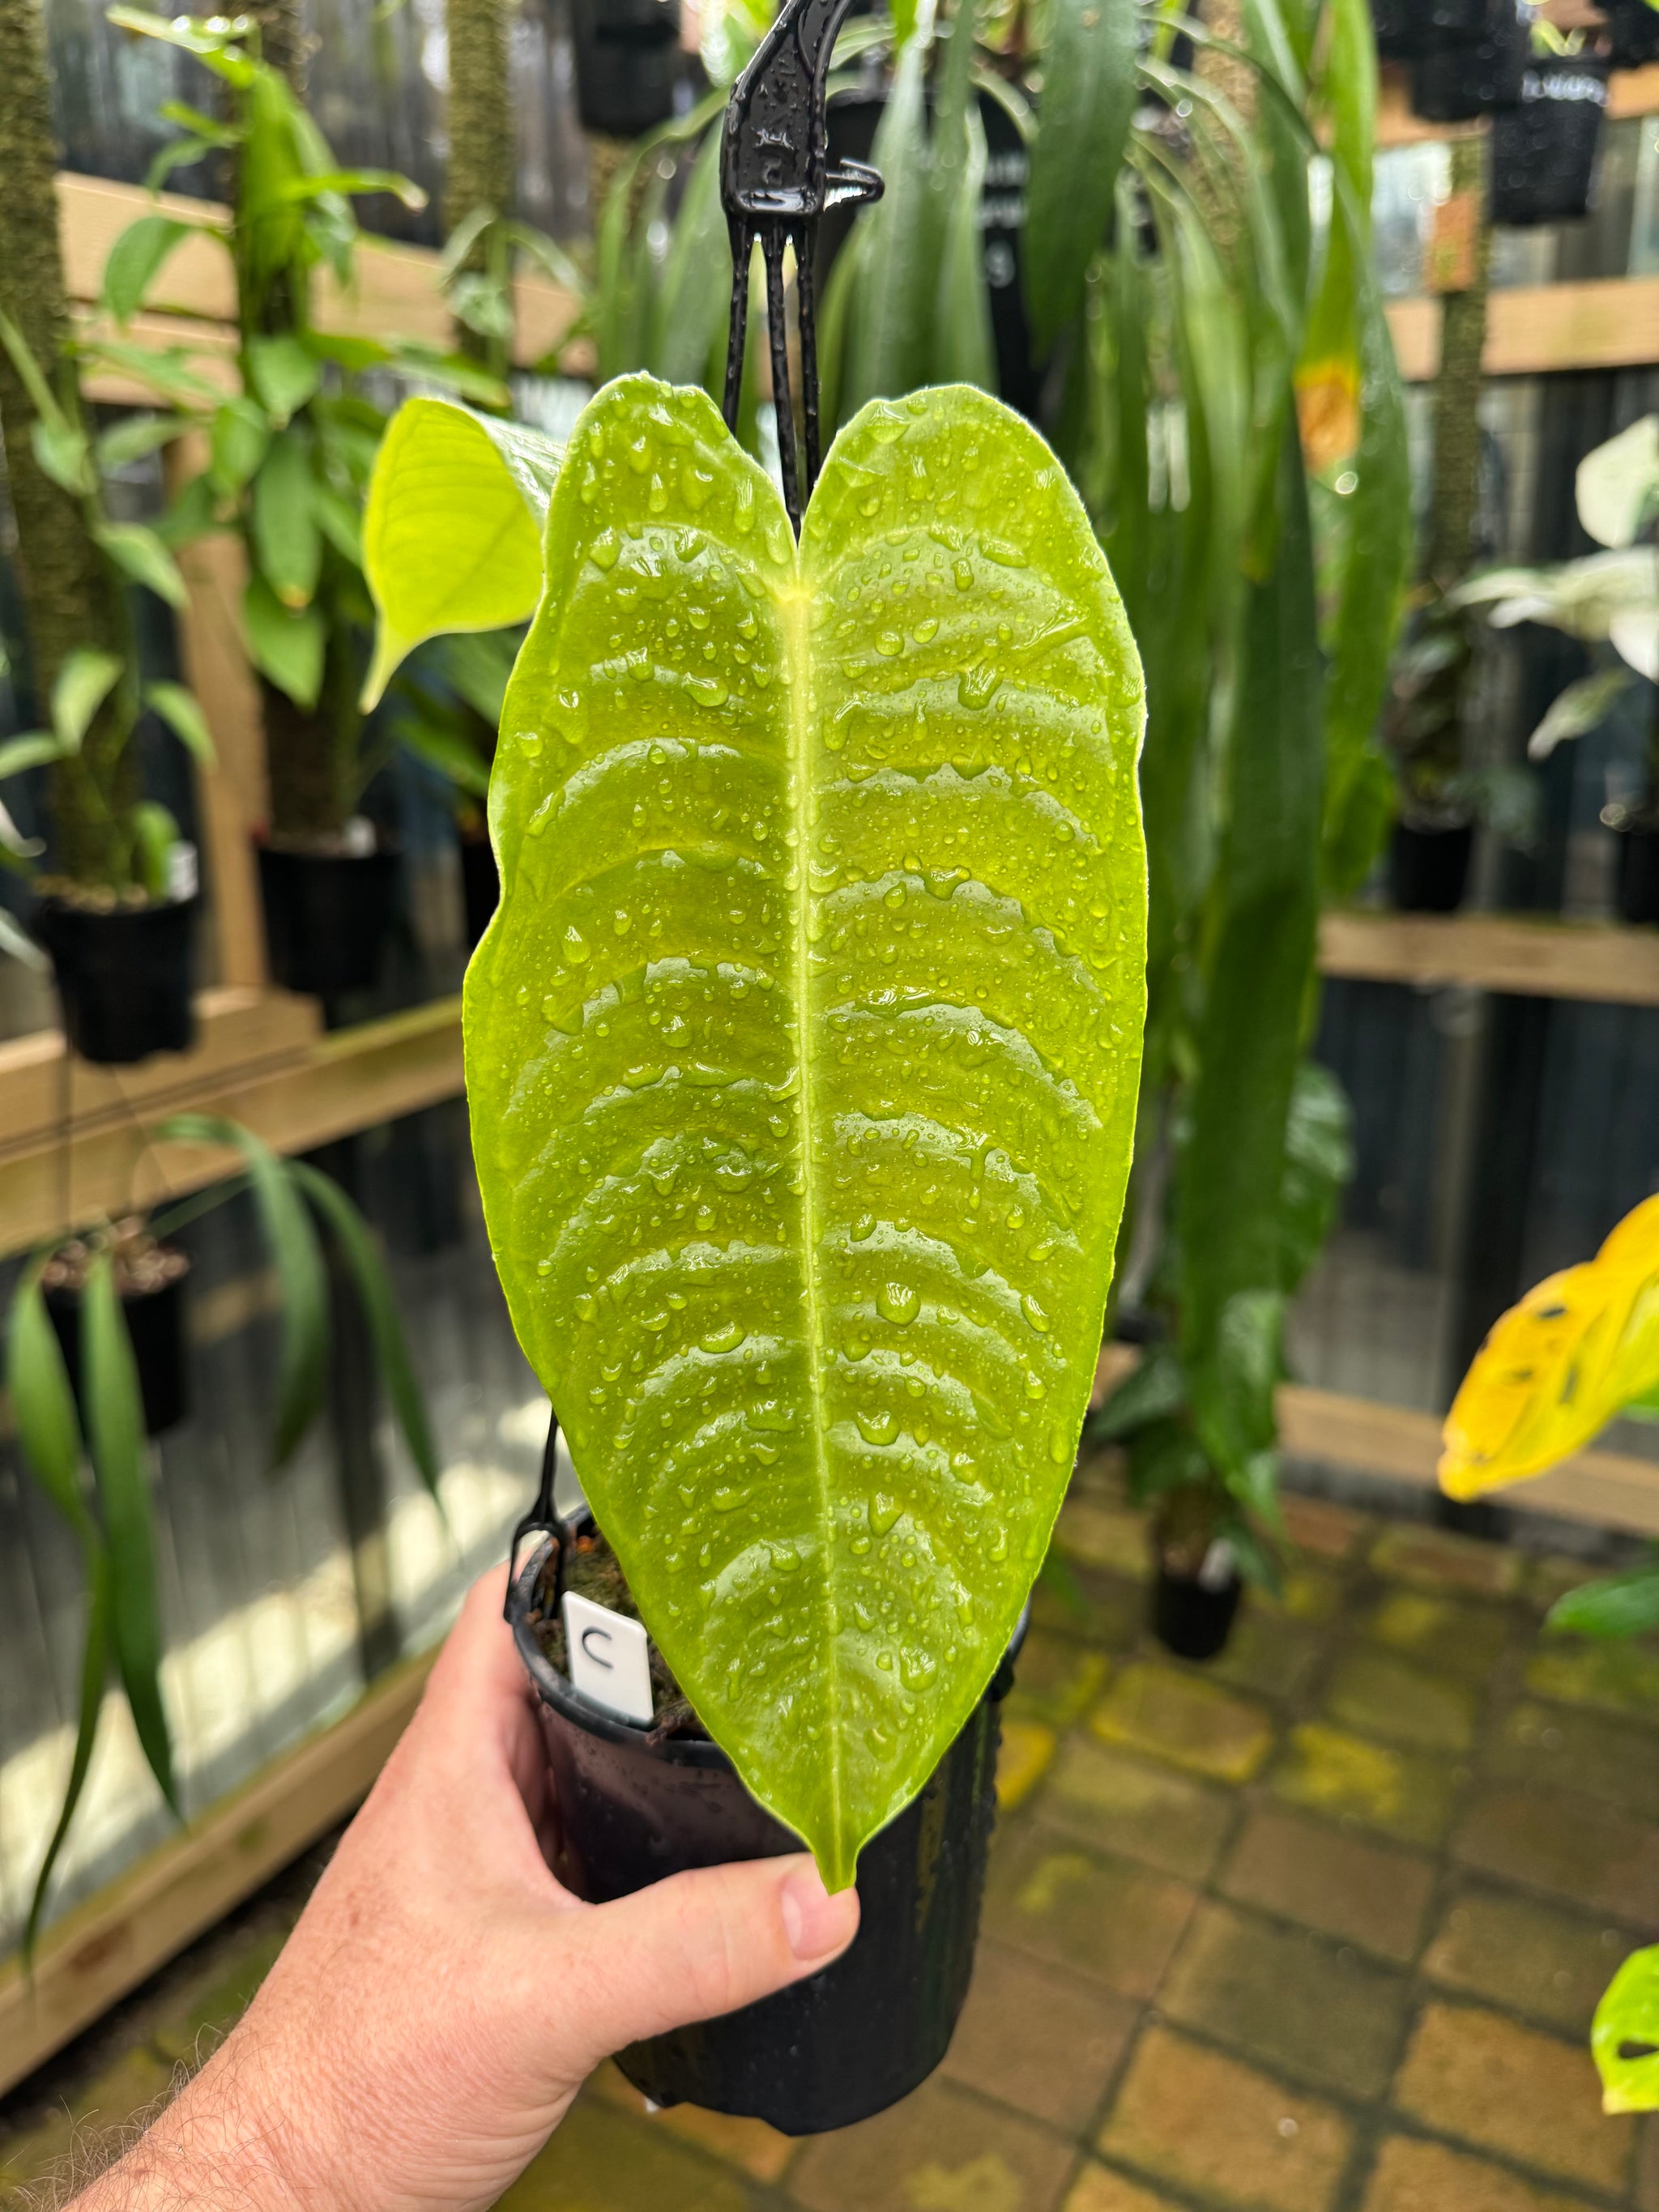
[
  {"x1": 35, "y1": 895, "x2": 197, "y2": 1066},
  {"x1": 569, "y1": 0, "x2": 680, "y2": 137},
  {"x1": 1373, "y1": 0, "x2": 1486, "y2": 56},
  {"x1": 1615, "y1": 822, "x2": 1659, "y2": 924},
  {"x1": 257, "y1": 843, "x2": 399, "y2": 999},
  {"x1": 508, "y1": 1543, "x2": 1015, "y2": 2134},
  {"x1": 45, "y1": 1266, "x2": 190, "y2": 1438},
  {"x1": 1491, "y1": 55, "x2": 1610, "y2": 226},
  {"x1": 1389, "y1": 819, "x2": 1474, "y2": 913},
  {"x1": 1410, "y1": 2, "x2": 1529, "y2": 121},
  {"x1": 459, "y1": 833, "x2": 498, "y2": 950},
  {"x1": 1606, "y1": 0, "x2": 1659, "y2": 67},
  {"x1": 1153, "y1": 1563, "x2": 1243, "y2": 1662}
]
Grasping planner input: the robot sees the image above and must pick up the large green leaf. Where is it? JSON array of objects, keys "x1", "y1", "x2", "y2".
[
  {"x1": 83, "y1": 1253, "x2": 177, "y2": 1815},
  {"x1": 1022, "y1": 0, "x2": 1137, "y2": 355},
  {"x1": 465, "y1": 375, "x2": 1148, "y2": 1886},
  {"x1": 361, "y1": 397, "x2": 561, "y2": 707}
]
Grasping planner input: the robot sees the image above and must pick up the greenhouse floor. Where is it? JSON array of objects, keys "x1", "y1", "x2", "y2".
[{"x1": 6, "y1": 1456, "x2": 1659, "y2": 2212}]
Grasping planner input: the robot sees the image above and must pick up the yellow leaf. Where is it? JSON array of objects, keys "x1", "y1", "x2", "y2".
[{"x1": 1439, "y1": 1196, "x2": 1659, "y2": 1499}]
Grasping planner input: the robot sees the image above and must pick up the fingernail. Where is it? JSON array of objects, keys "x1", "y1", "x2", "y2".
[{"x1": 779, "y1": 1862, "x2": 859, "y2": 1961}]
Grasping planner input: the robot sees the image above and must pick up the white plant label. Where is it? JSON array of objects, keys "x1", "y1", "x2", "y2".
[{"x1": 562, "y1": 1592, "x2": 654, "y2": 1724}]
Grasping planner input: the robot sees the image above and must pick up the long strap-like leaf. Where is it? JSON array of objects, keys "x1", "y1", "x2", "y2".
[
  {"x1": 23, "y1": 1545, "x2": 113, "y2": 1960},
  {"x1": 1022, "y1": 0, "x2": 1137, "y2": 356},
  {"x1": 83, "y1": 1252, "x2": 177, "y2": 1816},
  {"x1": 287, "y1": 1161, "x2": 441, "y2": 1502},
  {"x1": 156, "y1": 1113, "x2": 328, "y2": 1467}
]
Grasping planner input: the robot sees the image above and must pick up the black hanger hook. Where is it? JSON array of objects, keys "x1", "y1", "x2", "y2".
[{"x1": 720, "y1": 0, "x2": 882, "y2": 533}]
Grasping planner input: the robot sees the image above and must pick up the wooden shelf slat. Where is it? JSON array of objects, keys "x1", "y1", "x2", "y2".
[
  {"x1": 55, "y1": 173, "x2": 582, "y2": 376},
  {"x1": 1320, "y1": 910, "x2": 1659, "y2": 1006},
  {"x1": 1280, "y1": 1383, "x2": 1659, "y2": 1538},
  {"x1": 1386, "y1": 276, "x2": 1659, "y2": 384},
  {"x1": 0, "y1": 993, "x2": 464, "y2": 1259}
]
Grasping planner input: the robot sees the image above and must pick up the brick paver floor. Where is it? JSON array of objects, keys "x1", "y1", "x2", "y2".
[{"x1": 7, "y1": 1455, "x2": 1659, "y2": 2211}]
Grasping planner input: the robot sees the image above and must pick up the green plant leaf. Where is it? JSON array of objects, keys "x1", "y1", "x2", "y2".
[
  {"x1": 842, "y1": 23, "x2": 937, "y2": 413},
  {"x1": 465, "y1": 375, "x2": 1148, "y2": 1886},
  {"x1": 1278, "y1": 1061, "x2": 1353, "y2": 1296},
  {"x1": 210, "y1": 395, "x2": 272, "y2": 490},
  {"x1": 132, "y1": 801, "x2": 179, "y2": 897},
  {"x1": 155, "y1": 1114, "x2": 329, "y2": 1465},
  {"x1": 288, "y1": 1161, "x2": 441, "y2": 1499},
  {"x1": 360, "y1": 396, "x2": 561, "y2": 705},
  {"x1": 109, "y1": 4, "x2": 257, "y2": 83},
  {"x1": 1086, "y1": 1342, "x2": 1188, "y2": 1443},
  {"x1": 143, "y1": 680, "x2": 216, "y2": 768},
  {"x1": 1023, "y1": 0, "x2": 1137, "y2": 355},
  {"x1": 86, "y1": 339, "x2": 222, "y2": 407},
  {"x1": 95, "y1": 521, "x2": 189, "y2": 608},
  {"x1": 243, "y1": 573, "x2": 324, "y2": 708},
  {"x1": 83, "y1": 1251, "x2": 177, "y2": 1815},
  {"x1": 1320, "y1": 176, "x2": 1411, "y2": 898},
  {"x1": 7, "y1": 1268, "x2": 91, "y2": 1536},
  {"x1": 251, "y1": 430, "x2": 322, "y2": 607},
  {"x1": 1593, "y1": 1946, "x2": 1659, "y2": 2113},
  {"x1": 246, "y1": 333, "x2": 322, "y2": 424},
  {"x1": 32, "y1": 419, "x2": 96, "y2": 496},
  {"x1": 23, "y1": 1544, "x2": 112, "y2": 1961},
  {"x1": 1178, "y1": 416, "x2": 1324, "y2": 1492},
  {"x1": 96, "y1": 412, "x2": 191, "y2": 471},
  {"x1": 0, "y1": 732, "x2": 65, "y2": 778},
  {"x1": 101, "y1": 214, "x2": 200, "y2": 324},
  {"x1": 646, "y1": 129, "x2": 731, "y2": 392},
  {"x1": 52, "y1": 649, "x2": 125, "y2": 752},
  {"x1": 1547, "y1": 1560, "x2": 1659, "y2": 1641}
]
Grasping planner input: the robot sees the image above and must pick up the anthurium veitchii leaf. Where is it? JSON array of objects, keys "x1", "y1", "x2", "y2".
[
  {"x1": 465, "y1": 373, "x2": 1148, "y2": 1887},
  {"x1": 1440, "y1": 1193, "x2": 1659, "y2": 1501},
  {"x1": 360, "y1": 396, "x2": 562, "y2": 708}
]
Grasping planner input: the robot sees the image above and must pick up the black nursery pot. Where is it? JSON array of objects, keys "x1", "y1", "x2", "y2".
[
  {"x1": 1153, "y1": 1563, "x2": 1243, "y2": 1662},
  {"x1": 1491, "y1": 56, "x2": 1610, "y2": 227},
  {"x1": 1372, "y1": 0, "x2": 1485, "y2": 57},
  {"x1": 459, "y1": 833, "x2": 499, "y2": 950},
  {"x1": 1389, "y1": 819, "x2": 1473, "y2": 914},
  {"x1": 36, "y1": 895, "x2": 197, "y2": 1066},
  {"x1": 257, "y1": 843, "x2": 399, "y2": 999},
  {"x1": 1410, "y1": 2, "x2": 1529, "y2": 121},
  {"x1": 1606, "y1": 0, "x2": 1659, "y2": 67},
  {"x1": 1615, "y1": 822, "x2": 1659, "y2": 926},
  {"x1": 569, "y1": 0, "x2": 680, "y2": 137},
  {"x1": 508, "y1": 1545, "x2": 1015, "y2": 2135},
  {"x1": 45, "y1": 1267, "x2": 190, "y2": 1438}
]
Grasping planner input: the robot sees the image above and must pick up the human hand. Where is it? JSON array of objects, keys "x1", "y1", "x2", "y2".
[{"x1": 72, "y1": 1566, "x2": 859, "y2": 2212}]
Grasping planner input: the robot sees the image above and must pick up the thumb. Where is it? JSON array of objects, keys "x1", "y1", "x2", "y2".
[{"x1": 544, "y1": 1854, "x2": 859, "y2": 2077}]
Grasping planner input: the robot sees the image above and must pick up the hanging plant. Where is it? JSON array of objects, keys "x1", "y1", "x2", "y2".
[{"x1": 6, "y1": 1115, "x2": 437, "y2": 1954}]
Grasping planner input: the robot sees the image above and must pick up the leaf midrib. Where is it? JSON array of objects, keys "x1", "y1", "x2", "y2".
[{"x1": 781, "y1": 567, "x2": 845, "y2": 1880}]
